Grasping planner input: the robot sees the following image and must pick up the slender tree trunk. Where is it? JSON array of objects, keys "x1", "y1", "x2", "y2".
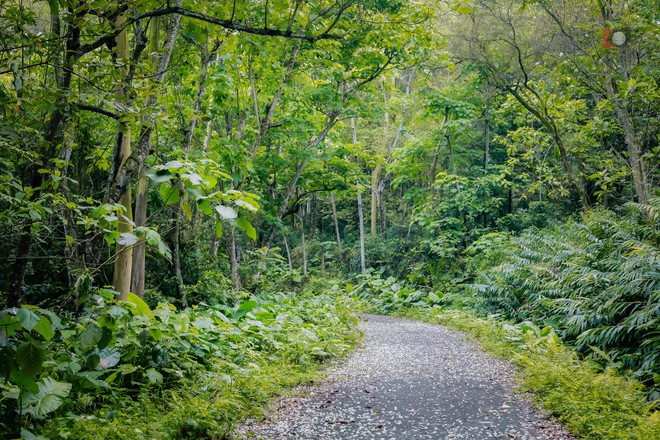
[
  {"x1": 357, "y1": 185, "x2": 366, "y2": 274},
  {"x1": 378, "y1": 179, "x2": 386, "y2": 234},
  {"x1": 484, "y1": 107, "x2": 490, "y2": 171},
  {"x1": 131, "y1": 17, "x2": 160, "y2": 298},
  {"x1": 331, "y1": 192, "x2": 342, "y2": 255},
  {"x1": 112, "y1": 15, "x2": 133, "y2": 300},
  {"x1": 227, "y1": 226, "x2": 241, "y2": 290},
  {"x1": 351, "y1": 117, "x2": 358, "y2": 144},
  {"x1": 300, "y1": 213, "x2": 307, "y2": 275},
  {"x1": 282, "y1": 232, "x2": 292, "y2": 268},
  {"x1": 447, "y1": 134, "x2": 457, "y2": 176},
  {"x1": 604, "y1": 75, "x2": 648, "y2": 204},
  {"x1": 370, "y1": 163, "x2": 382, "y2": 235},
  {"x1": 309, "y1": 195, "x2": 317, "y2": 238}
]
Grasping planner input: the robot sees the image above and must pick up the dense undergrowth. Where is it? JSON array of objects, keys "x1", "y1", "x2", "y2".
[
  {"x1": 468, "y1": 201, "x2": 660, "y2": 388},
  {"x1": 352, "y1": 272, "x2": 660, "y2": 440},
  {"x1": 0, "y1": 289, "x2": 359, "y2": 439}
]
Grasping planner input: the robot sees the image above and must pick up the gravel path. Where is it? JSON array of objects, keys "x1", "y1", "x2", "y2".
[{"x1": 235, "y1": 315, "x2": 574, "y2": 440}]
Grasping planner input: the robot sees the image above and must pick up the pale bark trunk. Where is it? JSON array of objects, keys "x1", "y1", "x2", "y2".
[
  {"x1": 300, "y1": 214, "x2": 307, "y2": 275},
  {"x1": 227, "y1": 227, "x2": 241, "y2": 290},
  {"x1": 112, "y1": 15, "x2": 133, "y2": 301},
  {"x1": 282, "y1": 232, "x2": 292, "y2": 268},
  {"x1": 131, "y1": 17, "x2": 160, "y2": 298},
  {"x1": 604, "y1": 66, "x2": 648, "y2": 205},
  {"x1": 357, "y1": 185, "x2": 366, "y2": 274},
  {"x1": 484, "y1": 107, "x2": 490, "y2": 171},
  {"x1": 370, "y1": 163, "x2": 382, "y2": 235},
  {"x1": 378, "y1": 179, "x2": 386, "y2": 233},
  {"x1": 331, "y1": 192, "x2": 342, "y2": 255}
]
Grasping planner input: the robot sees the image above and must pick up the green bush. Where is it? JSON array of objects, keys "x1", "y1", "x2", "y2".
[
  {"x1": 1, "y1": 288, "x2": 360, "y2": 439},
  {"x1": 469, "y1": 201, "x2": 660, "y2": 386}
]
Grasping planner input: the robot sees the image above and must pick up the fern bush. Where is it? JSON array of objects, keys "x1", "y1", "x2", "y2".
[{"x1": 469, "y1": 199, "x2": 660, "y2": 388}]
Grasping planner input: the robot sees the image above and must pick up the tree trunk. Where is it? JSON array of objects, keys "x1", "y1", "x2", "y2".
[
  {"x1": 300, "y1": 213, "x2": 307, "y2": 275},
  {"x1": 131, "y1": 165, "x2": 148, "y2": 298},
  {"x1": 131, "y1": 17, "x2": 161, "y2": 298},
  {"x1": 282, "y1": 232, "x2": 292, "y2": 268},
  {"x1": 331, "y1": 192, "x2": 342, "y2": 255},
  {"x1": 357, "y1": 184, "x2": 366, "y2": 274},
  {"x1": 309, "y1": 194, "x2": 317, "y2": 238},
  {"x1": 227, "y1": 226, "x2": 241, "y2": 290},
  {"x1": 370, "y1": 163, "x2": 382, "y2": 235},
  {"x1": 604, "y1": 70, "x2": 648, "y2": 205},
  {"x1": 377, "y1": 179, "x2": 386, "y2": 234},
  {"x1": 112, "y1": 15, "x2": 133, "y2": 301},
  {"x1": 484, "y1": 107, "x2": 490, "y2": 171}
]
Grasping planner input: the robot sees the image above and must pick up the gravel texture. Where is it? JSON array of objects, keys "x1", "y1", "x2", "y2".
[{"x1": 234, "y1": 314, "x2": 574, "y2": 440}]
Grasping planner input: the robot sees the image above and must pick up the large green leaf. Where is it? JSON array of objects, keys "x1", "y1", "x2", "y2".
[
  {"x1": 20, "y1": 428, "x2": 49, "y2": 440},
  {"x1": 96, "y1": 347, "x2": 121, "y2": 369},
  {"x1": 32, "y1": 316, "x2": 54, "y2": 341},
  {"x1": 159, "y1": 182, "x2": 180, "y2": 205},
  {"x1": 146, "y1": 368, "x2": 163, "y2": 384},
  {"x1": 126, "y1": 292, "x2": 153, "y2": 316},
  {"x1": 22, "y1": 377, "x2": 72, "y2": 417},
  {"x1": 236, "y1": 217, "x2": 257, "y2": 241},
  {"x1": 16, "y1": 341, "x2": 45, "y2": 377},
  {"x1": 16, "y1": 308, "x2": 39, "y2": 331}
]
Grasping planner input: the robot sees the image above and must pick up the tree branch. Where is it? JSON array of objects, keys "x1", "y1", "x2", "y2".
[{"x1": 75, "y1": 103, "x2": 120, "y2": 119}]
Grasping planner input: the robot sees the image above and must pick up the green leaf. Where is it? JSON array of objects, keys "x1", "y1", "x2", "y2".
[
  {"x1": 159, "y1": 182, "x2": 180, "y2": 205},
  {"x1": 20, "y1": 428, "x2": 49, "y2": 440},
  {"x1": 16, "y1": 308, "x2": 40, "y2": 331},
  {"x1": 16, "y1": 341, "x2": 45, "y2": 377},
  {"x1": 96, "y1": 348, "x2": 120, "y2": 369},
  {"x1": 126, "y1": 292, "x2": 153, "y2": 316},
  {"x1": 215, "y1": 220, "x2": 223, "y2": 238},
  {"x1": 198, "y1": 199, "x2": 213, "y2": 215},
  {"x1": 0, "y1": 310, "x2": 21, "y2": 337},
  {"x1": 236, "y1": 217, "x2": 257, "y2": 241},
  {"x1": 22, "y1": 377, "x2": 72, "y2": 417},
  {"x1": 117, "y1": 232, "x2": 138, "y2": 246},
  {"x1": 146, "y1": 368, "x2": 163, "y2": 384},
  {"x1": 10, "y1": 370, "x2": 39, "y2": 393},
  {"x1": 33, "y1": 316, "x2": 54, "y2": 341},
  {"x1": 80, "y1": 325, "x2": 102, "y2": 350},
  {"x1": 182, "y1": 200, "x2": 192, "y2": 220}
]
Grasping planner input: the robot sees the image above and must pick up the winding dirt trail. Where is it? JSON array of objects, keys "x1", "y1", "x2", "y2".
[{"x1": 235, "y1": 315, "x2": 574, "y2": 440}]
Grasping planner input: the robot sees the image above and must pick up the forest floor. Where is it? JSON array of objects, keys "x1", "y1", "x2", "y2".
[{"x1": 234, "y1": 314, "x2": 575, "y2": 440}]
